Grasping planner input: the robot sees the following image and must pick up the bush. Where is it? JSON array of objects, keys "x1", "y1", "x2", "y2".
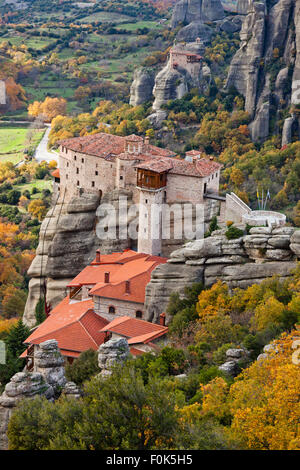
[
  {"x1": 65, "y1": 349, "x2": 99, "y2": 385},
  {"x1": 225, "y1": 225, "x2": 244, "y2": 240}
]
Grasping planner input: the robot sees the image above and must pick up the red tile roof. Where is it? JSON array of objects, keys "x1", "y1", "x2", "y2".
[
  {"x1": 59, "y1": 133, "x2": 175, "y2": 159},
  {"x1": 100, "y1": 316, "x2": 168, "y2": 344},
  {"x1": 59, "y1": 132, "x2": 221, "y2": 179},
  {"x1": 24, "y1": 298, "x2": 108, "y2": 354},
  {"x1": 51, "y1": 169, "x2": 60, "y2": 178},
  {"x1": 68, "y1": 250, "x2": 167, "y2": 304}
]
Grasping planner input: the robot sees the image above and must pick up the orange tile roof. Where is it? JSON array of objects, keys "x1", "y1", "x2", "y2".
[
  {"x1": 88, "y1": 255, "x2": 167, "y2": 303},
  {"x1": 100, "y1": 316, "x2": 168, "y2": 344},
  {"x1": 59, "y1": 133, "x2": 175, "y2": 160},
  {"x1": 135, "y1": 156, "x2": 222, "y2": 178},
  {"x1": 68, "y1": 250, "x2": 167, "y2": 304},
  {"x1": 24, "y1": 298, "x2": 108, "y2": 354},
  {"x1": 51, "y1": 169, "x2": 60, "y2": 178}
]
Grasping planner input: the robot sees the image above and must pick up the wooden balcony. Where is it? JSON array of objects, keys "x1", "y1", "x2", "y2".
[{"x1": 137, "y1": 169, "x2": 167, "y2": 190}]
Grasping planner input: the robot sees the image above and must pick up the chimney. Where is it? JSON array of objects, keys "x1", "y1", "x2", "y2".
[
  {"x1": 125, "y1": 280, "x2": 130, "y2": 294},
  {"x1": 144, "y1": 136, "x2": 150, "y2": 146},
  {"x1": 104, "y1": 272, "x2": 110, "y2": 283},
  {"x1": 209, "y1": 156, "x2": 214, "y2": 161},
  {"x1": 159, "y1": 313, "x2": 166, "y2": 326},
  {"x1": 95, "y1": 250, "x2": 101, "y2": 263}
]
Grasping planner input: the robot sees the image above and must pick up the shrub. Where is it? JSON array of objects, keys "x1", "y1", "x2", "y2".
[
  {"x1": 65, "y1": 349, "x2": 99, "y2": 385},
  {"x1": 225, "y1": 225, "x2": 244, "y2": 240}
]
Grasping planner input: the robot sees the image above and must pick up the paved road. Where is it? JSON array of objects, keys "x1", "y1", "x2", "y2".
[{"x1": 34, "y1": 126, "x2": 58, "y2": 164}]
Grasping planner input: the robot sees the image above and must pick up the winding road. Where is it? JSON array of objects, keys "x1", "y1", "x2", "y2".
[{"x1": 34, "y1": 126, "x2": 58, "y2": 164}]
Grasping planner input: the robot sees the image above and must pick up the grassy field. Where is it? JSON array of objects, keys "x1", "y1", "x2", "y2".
[
  {"x1": 0, "y1": 127, "x2": 45, "y2": 164},
  {"x1": 14, "y1": 179, "x2": 52, "y2": 195},
  {"x1": 116, "y1": 20, "x2": 163, "y2": 31},
  {"x1": 78, "y1": 11, "x2": 133, "y2": 23}
]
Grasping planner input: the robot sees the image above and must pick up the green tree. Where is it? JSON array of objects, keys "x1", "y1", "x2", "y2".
[{"x1": 65, "y1": 349, "x2": 99, "y2": 386}]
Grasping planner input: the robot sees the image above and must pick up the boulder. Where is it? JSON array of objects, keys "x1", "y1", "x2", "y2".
[{"x1": 98, "y1": 338, "x2": 130, "y2": 376}]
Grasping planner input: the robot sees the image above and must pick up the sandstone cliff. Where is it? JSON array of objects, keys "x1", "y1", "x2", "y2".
[
  {"x1": 145, "y1": 226, "x2": 300, "y2": 323},
  {"x1": 226, "y1": 0, "x2": 300, "y2": 143},
  {"x1": 23, "y1": 189, "x2": 133, "y2": 328},
  {"x1": 129, "y1": 68, "x2": 155, "y2": 107},
  {"x1": 171, "y1": 0, "x2": 225, "y2": 28}
]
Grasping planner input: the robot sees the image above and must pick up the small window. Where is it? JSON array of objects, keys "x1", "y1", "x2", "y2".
[
  {"x1": 92, "y1": 181, "x2": 95, "y2": 187},
  {"x1": 67, "y1": 162, "x2": 69, "y2": 167},
  {"x1": 120, "y1": 176, "x2": 123, "y2": 180},
  {"x1": 77, "y1": 181, "x2": 80, "y2": 186},
  {"x1": 81, "y1": 158, "x2": 84, "y2": 163},
  {"x1": 145, "y1": 199, "x2": 148, "y2": 204},
  {"x1": 109, "y1": 306, "x2": 115, "y2": 314},
  {"x1": 74, "y1": 155, "x2": 77, "y2": 161},
  {"x1": 95, "y1": 171, "x2": 98, "y2": 176},
  {"x1": 136, "y1": 310, "x2": 143, "y2": 319},
  {"x1": 76, "y1": 168, "x2": 79, "y2": 174},
  {"x1": 66, "y1": 174, "x2": 68, "y2": 180}
]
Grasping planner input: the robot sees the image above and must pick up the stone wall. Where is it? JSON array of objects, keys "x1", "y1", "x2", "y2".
[
  {"x1": 145, "y1": 226, "x2": 300, "y2": 323},
  {"x1": 94, "y1": 297, "x2": 144, "y2": 322}
]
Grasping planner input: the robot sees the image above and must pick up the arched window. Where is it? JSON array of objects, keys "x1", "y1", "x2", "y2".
[
  {"x1": 109, "y1": 306, "x2": 115, "y2": 314},
  {"x1": 136, "y1": 310, "x2": 143, "y2": 319}
]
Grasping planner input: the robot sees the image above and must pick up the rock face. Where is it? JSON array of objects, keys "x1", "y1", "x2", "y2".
[
  {"x1": 98, "y1": 338, "x2": 130, "y2": 376},
  {"x1": 145, "y1": 226, "x2": 299, "y2": 323},
  {"x1": 23, "y1": 189, "x2": 134, "y2": 328},
  {"x1": 33, "y1": 340, "x2": 66, "y2": 393},
  {"x1": 130, "y1": 68, "x2": 155, "y2": 107},
  {"x1": 171, "y1": 0, "x2": 225, "y2": 27},
  {"x1": 226, "y1": 0, "x2": 300, "y2": 143}
]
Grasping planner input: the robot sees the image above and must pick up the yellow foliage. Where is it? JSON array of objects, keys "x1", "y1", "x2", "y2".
[{"x1": 229, "y1": 332, "x2": 300, "y2": 450}]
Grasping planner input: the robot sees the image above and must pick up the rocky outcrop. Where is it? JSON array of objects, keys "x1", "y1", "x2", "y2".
[
  {"x1": 33, "y1": 340, "x2": 66, "y2": 393},
  {"x1": 236, "y1": 0, "x2": 250, "y2": 14},
  {"x1": 0, "y1": 371, "x2": 54, "y2": 449},
  {"x1": 62, "y1": 381, "x2": 82, "y2": 399},
  {"x1": 219, "y1": 347, "x2": 250, "y2": 375},
  {"x1": 171, "y1": 0, "x2": 225, "y2": 27},
  {"x1": 130, "y1": 68, "x2": 155, "y2": 107},
  {"x1": 152, "y1": 42, "x2": 211, "y2": 111},
  {"x1": 0, "y1": 339, "x2": 67, "y2": 450},
  {"x1": 145, "y1": 226, "x2": 299, "y2": 323},
  {"x1": 23, "y1": 188, "x2": 134, "y2": 328},
  {"x1": 98, "y1": 338, "x2": 130, "y2": 376},
  {"x1": 226, "y1": 0, "x2": 300, "y2": 143}
]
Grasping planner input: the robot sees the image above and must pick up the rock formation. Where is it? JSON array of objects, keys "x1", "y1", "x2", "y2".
[
  {"x1": 33, "y1": 339, "x2": 66, "y2": 393},
  {"x1": 226, "y1": 0, "x2": 300, "y2": 143},
  {"x1": 23, "y1": 188, "x2": 135, "y2": 328},
  {"x1": 152, "y1": 42, "x2": 211, "y2": 111},
  {"x1": 130, "y1": 68, "x2": 155, "y2": 107},
  {"x1": 0, "y1": 372, "x2": 54, "y2": 449},
  {"x1": 145, "y1": 226, "x2": 300, "y2": 323},
  {"x1": 0, "y1": 339, "x2": 67, "y2": 450},
  {"x1": 219, "y1": 347, "x2": 250, "y2": 375},
  {"x1": 98, "y1": 338, "x2": 130, "y2": 376},
  {"x1": 171, "y1": 0, "x2": 225, "y2": 27}
]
